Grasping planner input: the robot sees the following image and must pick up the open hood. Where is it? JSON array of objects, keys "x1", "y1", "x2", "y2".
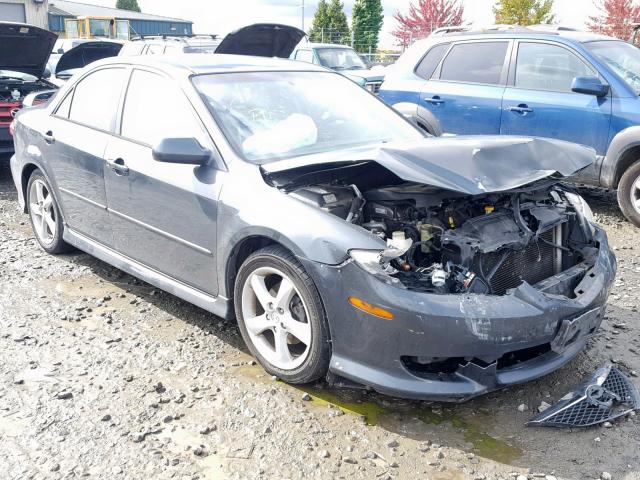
[
  {"x1": 216, "y1": 23, "x2": 306, "y2": 58},
  {"x1": 262, "y1": 136, "x2": 595, "y2": 195},
  {"x1": 0, "y1": 22, "x2": 57, "y2": 79},
  {"x1": 55, "y1": 41, "x2": 123, "y2": 76}
]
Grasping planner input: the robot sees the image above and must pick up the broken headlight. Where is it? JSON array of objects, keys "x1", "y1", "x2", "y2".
[{"x1": 349, "y1": 234, "x2": 412, "y2": 283}]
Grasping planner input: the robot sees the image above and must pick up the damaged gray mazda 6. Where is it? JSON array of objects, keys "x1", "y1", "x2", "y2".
[{"x1": 10, "y1": 54, "x2": 616, "y2": 401}]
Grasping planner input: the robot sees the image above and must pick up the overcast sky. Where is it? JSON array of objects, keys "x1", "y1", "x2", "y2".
[{"x1": 64, "y1": 0, "x2": 602, "y2": 49}]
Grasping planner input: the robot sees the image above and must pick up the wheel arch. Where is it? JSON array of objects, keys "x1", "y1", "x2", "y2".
[
  {"x1": 20, "y1": 163, "x2": 40, "y2": 213},
  {"x1": 601, "y1": 127, "x2": 640, "y2": 188},
  {"x1": 391, "y1": 101, "x2": 443, "y2": 136}
]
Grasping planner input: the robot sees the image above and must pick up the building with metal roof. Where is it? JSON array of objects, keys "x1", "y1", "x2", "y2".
[{"x1": 48, "y1": 0, "x2": 193, "y2": 37}]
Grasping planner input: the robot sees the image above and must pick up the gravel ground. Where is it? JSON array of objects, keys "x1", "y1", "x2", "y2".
[{"x1": 1, "y1": 159, "x2": 639, "y2": 480}]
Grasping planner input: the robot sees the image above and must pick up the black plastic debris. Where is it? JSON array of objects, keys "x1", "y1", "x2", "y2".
[{"x1": 528, "y1": 363, "x2": 640, "y2": 428}]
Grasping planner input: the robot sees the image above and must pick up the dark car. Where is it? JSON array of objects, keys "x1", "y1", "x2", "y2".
[
  {"x1": 0, "y1": 22, "x2": 58, "y2": 155},
  {"x1": 10, "y1": 54, "x2": 615, "y2": 401},
  {"x1": 380, "y1": 28, "x2": 640, "y2": 227}
]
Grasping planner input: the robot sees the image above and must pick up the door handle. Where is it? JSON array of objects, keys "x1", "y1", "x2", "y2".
[
  {"x1": 44, "y1": 130, "x2": 55, "y2": 144},
  {"x1": 106, "y1": 158, "x2": 129, "y2": 175},
  {"x1": 424, "y1": 96, "x2": 445, "y2": 105},
  {"x1": 508, "y1": 104, "x2": 534, "y2": 114}
]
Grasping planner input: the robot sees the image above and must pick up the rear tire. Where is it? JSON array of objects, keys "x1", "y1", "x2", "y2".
[
  {"x1": 617, "y1": 160, "x2": 640, "y2": 228},
  {"x1": 234, "y1": 245, "x2": 331, "y2": 384},
  {"x1": 27, "y1": 171, "x2": 71, "y2": 254}
]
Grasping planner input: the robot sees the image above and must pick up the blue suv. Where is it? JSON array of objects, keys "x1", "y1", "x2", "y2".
[{"x1": 379, "y1": 29, "x2": 640, "y2": 226}]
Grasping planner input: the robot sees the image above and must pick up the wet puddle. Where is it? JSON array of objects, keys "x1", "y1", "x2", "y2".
[{"x1": 236, "y1": 363, "x2": 522, "y2": 465}]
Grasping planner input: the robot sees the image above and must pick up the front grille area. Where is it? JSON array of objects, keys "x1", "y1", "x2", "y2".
[
  {"x1": 0, "y1": 101, "x2": 20, "y2": 126},
  {"x1": 473, "y1": 229, "x2": 556, "y2": 295}
]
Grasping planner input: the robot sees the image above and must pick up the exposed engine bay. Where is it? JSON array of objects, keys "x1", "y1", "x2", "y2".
[
  {"x1": 285, "y1": 169, "x2": 596, "y2": 296},
  {"x1": 0, "y1": 80, "x2": 56, "y2": 126}
]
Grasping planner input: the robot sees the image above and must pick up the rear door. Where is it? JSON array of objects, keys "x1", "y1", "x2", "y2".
[
  {"x1": 501, "y1": 40, "x2": 612, "y2": 157},
  {"x1": 45, "y1": 67, "x2": 127, "y2": 247},
  {"x1": 421, "y1": 40, "x2": 511, "y2": 134},
  {"x1": 103, "y1": 68, "x2": 222, "y2": 295}
]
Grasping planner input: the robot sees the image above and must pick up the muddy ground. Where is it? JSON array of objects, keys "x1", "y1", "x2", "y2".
[{"x1": 0, "y1": 159, "x2": 638, "y2": 480}]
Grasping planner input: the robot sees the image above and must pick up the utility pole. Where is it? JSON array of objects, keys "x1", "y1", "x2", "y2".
[{"x1": 301, "y1": 0, "x2": 305, "y2": 31}]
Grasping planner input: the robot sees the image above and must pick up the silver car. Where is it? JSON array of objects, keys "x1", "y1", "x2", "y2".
[{"x1": 10, "y1": 54, "x2": 616, "y2": 401}]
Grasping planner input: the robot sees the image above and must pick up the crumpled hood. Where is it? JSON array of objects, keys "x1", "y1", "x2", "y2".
[
  {"x1": 0, "y1": 22, "x2": 57, "y2": 79},
  {"x1": 262, "y1": 136, "x2": 596, "y2": 195}
]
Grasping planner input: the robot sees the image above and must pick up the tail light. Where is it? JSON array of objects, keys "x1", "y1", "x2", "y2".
[{"x1": 9, "y1": 119, "x2": 16, "y2": 136}]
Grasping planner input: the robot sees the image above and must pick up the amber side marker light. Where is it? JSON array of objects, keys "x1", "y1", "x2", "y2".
[{"x1": 348, "y1": 297, "x2": 394, "y2": 320}]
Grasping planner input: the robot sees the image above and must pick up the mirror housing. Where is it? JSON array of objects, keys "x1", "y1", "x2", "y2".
[
  {"x1": 571, "y1": 76, "x2": 609, "y2": 97},
  {"x1": 152, "y1": 138, "x2": 212, "y2": 166}
]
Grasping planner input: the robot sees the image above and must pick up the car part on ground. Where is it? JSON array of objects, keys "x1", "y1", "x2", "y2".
[
  {"x1": 528, "y1": 364, "x2": 640, "y2": 427},
  {"x1": 10, "y1": 55, "x2": 616, "y2": 401}
]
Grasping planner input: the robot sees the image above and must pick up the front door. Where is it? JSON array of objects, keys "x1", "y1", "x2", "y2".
[
  {"x1": 421, "y1": 40, "x2": 510, "y2": 135},
  {"x1": 46, "y1": 67, "x2": 127, "y2": 247},
  {"x1": 501, "y1": 41, "x2": 612, "y2": 157},
  {"x1": 104, "y1": 68, "x2": 222, "y2": 295}
]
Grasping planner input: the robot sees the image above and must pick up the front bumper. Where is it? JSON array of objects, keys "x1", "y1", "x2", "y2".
[{"x1": 301, "y1": 227, "x2": 616, "y2": 402}]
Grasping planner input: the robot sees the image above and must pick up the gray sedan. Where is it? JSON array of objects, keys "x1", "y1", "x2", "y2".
[{"x1": 10, "y1": 54, "x2": 615, "y2": 401}]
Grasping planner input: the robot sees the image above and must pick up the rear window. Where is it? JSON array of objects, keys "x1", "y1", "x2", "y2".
[
  {"x1": 439, "y1": 42, "x2": 508, "y2": 85},
  {"x1": 415, "y1": 43, "x2": 450, "y2": 80}
]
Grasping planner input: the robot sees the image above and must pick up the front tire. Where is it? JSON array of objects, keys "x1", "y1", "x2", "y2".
[
  {"x1": 234, "y1": 246, "x2": 331, "y2": 384},
  {"x1": 617, "y1": 160, "x2": 640, "y2": 228},
  {"x1": 27, "y1": 171, "x2": 70, "y2": 254}
]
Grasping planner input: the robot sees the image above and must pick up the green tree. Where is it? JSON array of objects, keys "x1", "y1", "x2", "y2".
[
  {"x1": 309, "y1": 0, "x2": 351, "y2": 44},
  {"x1": 116, "y1": 0, "x2": 141, "y2": 12},
  {"x1": 352, "y1": 0, "x2": 384, "y2": 53},
  {"x1": 493, "y1": 0, "x2": 555, "y2": 25},
  {"x1": 309, "y1": 0, "x2": 330, "y2": 42}
]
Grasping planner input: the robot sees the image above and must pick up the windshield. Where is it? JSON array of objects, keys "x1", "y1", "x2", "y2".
[
  {"x1": 586, "y1": 40, "x2": 640, "y2": 93},
  {"x1": 316, "y1": 48, "x2": 367, "y2": 70},
  {"x1": 193, "y1": 71, "x2": 421, "y2": 163},
  {"x1": 0, "y1": 70, "x2": 37, "y2": 82}
]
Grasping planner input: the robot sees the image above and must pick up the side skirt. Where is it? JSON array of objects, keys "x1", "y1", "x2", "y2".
[{"x1": 63, "y1": 228, "x2": 233, "y2": 319}]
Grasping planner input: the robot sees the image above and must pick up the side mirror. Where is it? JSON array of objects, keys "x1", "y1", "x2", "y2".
[
  {"x1": 152, "y1": 137, "x2": 211, "y2": 165},
  {"x1": 571, "y1": 76, "x2": 609, "y2": 97}
]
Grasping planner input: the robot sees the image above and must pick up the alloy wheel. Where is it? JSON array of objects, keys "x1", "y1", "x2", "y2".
[
  {"x1": 630, "y1": 174, "x2": 640, "y2": 215},
  {"x1": 241, "y1": 266, "x2": 312, "y2": 370},
  {"x1": 29, "y1": 179, "x2": 57, "y2": 246}
]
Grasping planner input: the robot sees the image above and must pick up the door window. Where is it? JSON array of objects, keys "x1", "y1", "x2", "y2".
[
  {"x1": 515, "y1": 42, "x2": 596, "y2": 92},
  {"x1": 295, "y1": 49, "x2": 314, "y2": 63},
  {"x1": 439, "y1": 42, "x2": 508, "y2": 85},
  {"x1": 121, "y1": 69, "x2": 206, "y2": 147},
  {"x1": 68, "y1": 68, "x2": 126, "y2": 131},
  {"x1": 55, "y1": 91, "x2": 73, "y2": 118},
  {"x1": 415, "y1": 43, "x2": 450, "y2": 80}
]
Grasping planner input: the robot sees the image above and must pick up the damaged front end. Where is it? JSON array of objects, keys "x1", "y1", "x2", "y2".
[{"x1": 264, "y1": 137, "x2": 617, "y2": 400}]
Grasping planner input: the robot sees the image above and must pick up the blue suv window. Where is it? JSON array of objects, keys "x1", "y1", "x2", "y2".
[
  {"x1": 415, "y1": 43, "x2": 450, "y2": 80},
  {"x1": 515, "y1": 42, "x2": 595, "y2": 92},
  {"x1": 439, "y1": 42, "x2": 508, "y2": 85}
]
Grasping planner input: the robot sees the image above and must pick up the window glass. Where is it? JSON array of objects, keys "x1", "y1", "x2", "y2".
[
  {"x1": 295, "y1": 49, "x2": 314, "y2": 63},
  {"x1": 121, "y1": 69, "x2": 205, "y2": 146},
  {"x1": 516, "y1": 42, "x2": 595, "y2": 92},
  {"x1": 586, "y1": 40, "x2": 640, "y2": 93},
  {"x1": 415, "y1": 43, "x2": 450, "y2": 80},
  {"x1": 118, "y1": 42, "x2": 145, "y2": 56},
  {"x1": 316, "y1": 48, "x2": 367, "y2": 70},
  {"x1": 440, "y1": 42, "x2": 508, "y2": 85},
  {"x1": 55, "y1": 91, "x2": 73, "y2": 118},
  {"x1": 68, "y1": 68, "x2": 125, "y2": 131},
  {"x1": 192, "y1": 71, "x2": 422, "y2": 163}
]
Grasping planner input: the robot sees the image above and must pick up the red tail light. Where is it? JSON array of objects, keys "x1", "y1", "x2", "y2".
[{"x1": 9, "y1": 119, "x2": 16, "y2": 136}]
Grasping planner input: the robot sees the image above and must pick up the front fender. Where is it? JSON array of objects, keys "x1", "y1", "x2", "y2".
[{"x1": 601, "y1": 126, "x2": 640, "y2": 188}]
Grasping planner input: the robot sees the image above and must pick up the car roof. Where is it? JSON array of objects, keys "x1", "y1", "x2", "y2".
[
  {"x1": 434, "y1": 29, "x2": 617, "y2": 44},
  {"x1": 299, "y1": 42, "x2": 353, "y2": 49},
  {"x1": 92, "y1": 53, "x2": 328, "y2": 75}
]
